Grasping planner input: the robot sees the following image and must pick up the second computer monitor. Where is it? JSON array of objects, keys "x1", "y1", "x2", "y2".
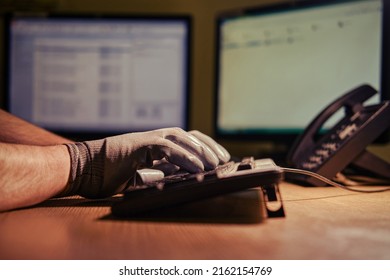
[{"x1": 215, "y1": 0, "x2": 387, "y2": 144}]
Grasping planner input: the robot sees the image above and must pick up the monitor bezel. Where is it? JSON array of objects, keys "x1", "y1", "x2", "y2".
[
  {"x1": 3, "y1": 12, "x2": 192, "y2": 141},
  {"x1": 213, "y1": 0, "x2": 389, "y2": 145}
]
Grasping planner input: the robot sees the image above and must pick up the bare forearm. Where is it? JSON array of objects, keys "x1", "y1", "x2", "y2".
[
  {"x1": 0, "y1": 109, "x2": 72, "y2": 145},
  {"x1": 0, "y1": 143, "x2": 70, "y2": 212}
]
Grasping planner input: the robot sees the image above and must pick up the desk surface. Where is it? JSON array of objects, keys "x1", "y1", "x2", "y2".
[{"x1": 0, "y1": 182, "x2": 389, "y2": 260}]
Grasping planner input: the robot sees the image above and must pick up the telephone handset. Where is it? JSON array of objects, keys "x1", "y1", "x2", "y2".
[{"x1": 287, "y1": 84, "x2": 390, "y2": 185}]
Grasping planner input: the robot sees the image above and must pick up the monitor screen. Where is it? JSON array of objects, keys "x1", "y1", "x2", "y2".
[
  {"x1": 5, "y1": 14, "x2": 191, "y2": 139},
  {"x1": 215, "y1": 0, "x2": 388, "y2": 144}
]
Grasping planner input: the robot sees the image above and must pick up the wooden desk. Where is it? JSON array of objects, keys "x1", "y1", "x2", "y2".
[{"x1": 0, "y1": 183, "x2": 389, "y2": 260}]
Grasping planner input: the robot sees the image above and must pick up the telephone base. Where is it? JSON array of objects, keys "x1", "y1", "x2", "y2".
[{"x1": 349, "y1": 149, "x2": 390, "y2": 181}]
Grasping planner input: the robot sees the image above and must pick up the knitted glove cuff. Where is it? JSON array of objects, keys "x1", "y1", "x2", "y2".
[{"x1": 61, "y1": 141, "x2": 105, "y2": 198}]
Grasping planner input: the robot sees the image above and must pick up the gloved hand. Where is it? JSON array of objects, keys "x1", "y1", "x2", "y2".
[{"x1": 61, "y1": 128, "x2": 230, "y2": 198}]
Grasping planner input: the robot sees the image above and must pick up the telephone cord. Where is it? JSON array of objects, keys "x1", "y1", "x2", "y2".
[{"x1": 282, "y1": 167, "x2": 390, "y2": 193}]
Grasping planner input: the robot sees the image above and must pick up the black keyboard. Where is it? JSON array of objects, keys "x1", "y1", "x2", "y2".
[
  {"x1": 132, "y1": 157, "x2": 258, "y2": 190},
  {"x1": 111, "y1": 158, "x2": 284, "y2": 217}
]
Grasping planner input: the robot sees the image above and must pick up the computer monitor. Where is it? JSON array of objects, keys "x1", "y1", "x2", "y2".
[
  {"x1": 5, "y1": 13, "x2": 191, "y2": 139},
  {"x1": 214, "y1": 0, "x2": 389, "y2": 146}
]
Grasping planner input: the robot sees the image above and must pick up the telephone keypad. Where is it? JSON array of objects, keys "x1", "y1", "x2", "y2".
[{"x1": 297, "y1": 110, "x2": 374, "y2": 171}]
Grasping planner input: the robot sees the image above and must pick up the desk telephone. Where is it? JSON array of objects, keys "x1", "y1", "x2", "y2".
[{"x1": 287, "y1": 84, "x2": 390, "y2": 185}]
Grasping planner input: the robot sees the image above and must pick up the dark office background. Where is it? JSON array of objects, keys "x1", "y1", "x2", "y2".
[
  {"x1": 1, "y1": 0, "x2": 389, "y2": 160},
  {"x1": 0, "y1": 0, "x2": 287, "y2": 155}
]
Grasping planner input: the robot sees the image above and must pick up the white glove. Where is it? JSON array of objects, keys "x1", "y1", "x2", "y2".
[{"x1": 61, "y1": 128, "x2": 230, "y2": 198}]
